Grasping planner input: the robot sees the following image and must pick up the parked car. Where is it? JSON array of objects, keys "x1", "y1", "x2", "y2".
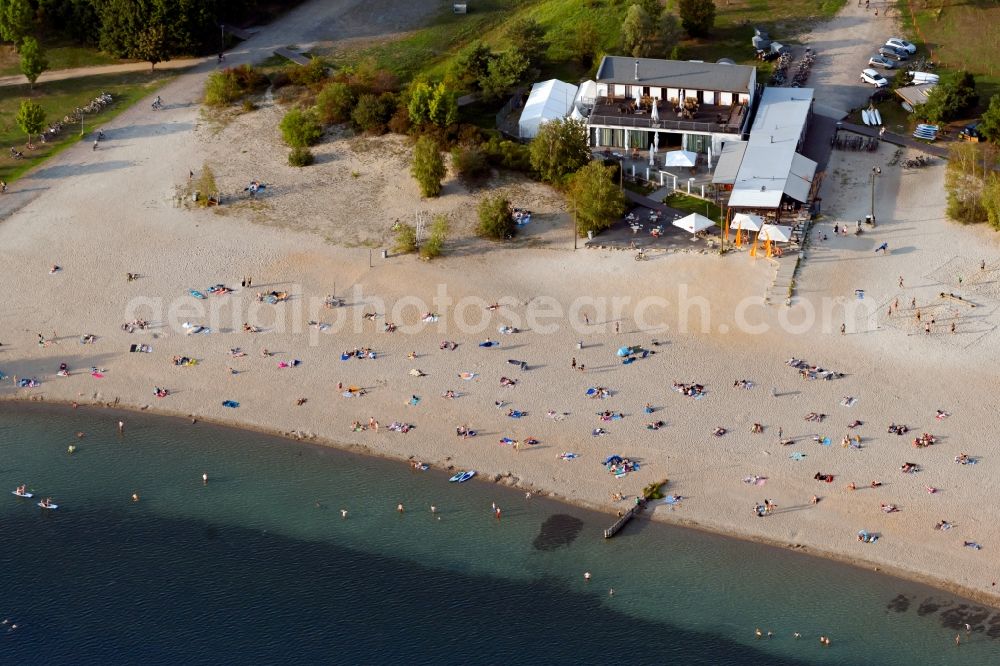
[
  {"x1": 868, "y1": 55, "x2": 896, "y2": 70},
  {"x1": 860, "y1": 68, "x2": 889, "y2": 88},
  {"x1": 885, "y1": 37, "x2": 917, "y2": 54},
  {"x1": 878, "y1": 45, "x2": 910, "y2": 61}
]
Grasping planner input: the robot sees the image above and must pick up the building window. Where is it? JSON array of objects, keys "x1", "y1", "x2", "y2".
[{"x1": 642, "y1": 86, "x2": 650, "y2": 97}]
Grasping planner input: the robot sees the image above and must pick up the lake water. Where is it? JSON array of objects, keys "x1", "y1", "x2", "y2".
[{"x1": 0, "y1": 403, "x2": 996, "y2": 664}]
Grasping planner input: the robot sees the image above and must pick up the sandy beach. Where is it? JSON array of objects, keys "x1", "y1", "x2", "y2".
[{"x1": 3, "y1": 0, "x2": 1000, "y2": 608}]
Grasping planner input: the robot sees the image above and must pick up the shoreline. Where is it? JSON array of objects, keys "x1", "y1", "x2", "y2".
[{"x1": 5, "y1": 393, "x2": 999, "y2": 611}]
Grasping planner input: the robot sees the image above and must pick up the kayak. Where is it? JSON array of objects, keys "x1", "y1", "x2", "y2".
[
  {"x1": 449, "y1": 470, "x2": 476, "y2": 483},
  {"x1": 11, "y1": 490, "x2": 32, "y2": 498}
]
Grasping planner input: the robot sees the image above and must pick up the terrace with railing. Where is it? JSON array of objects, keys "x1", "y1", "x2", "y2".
[{"x1": 587, "y1": 97, "x2": 747, "y2": 134}]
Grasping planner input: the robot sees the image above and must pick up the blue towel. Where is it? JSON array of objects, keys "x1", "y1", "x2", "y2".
[{"x1": 222, "y1": 400, "x2": 239, "y2": 408}]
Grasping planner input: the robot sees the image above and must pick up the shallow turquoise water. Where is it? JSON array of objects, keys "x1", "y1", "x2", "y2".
[{"x1": 0, "y1": 403, "x2": 996, "y2": 664}]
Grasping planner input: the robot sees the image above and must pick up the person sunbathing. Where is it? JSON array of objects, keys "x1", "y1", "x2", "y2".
[
  {"x1": 751, "y1": 423, "x2": 763, "y2": 434},
  {"x1": 713, "y1": 427, "x2": 727, "y2": 437},
  {"x1": 442, "y1": 390, "x2": 456, "y2": 399},
  {"x1": 880, "y1": 503, "x2": 899, "y2": 513}
]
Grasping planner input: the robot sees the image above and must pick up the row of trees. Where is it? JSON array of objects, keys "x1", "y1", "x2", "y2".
[
  {"x1": 621, "y1": 0, "x2": 716, "y2": 58},
  {"x1": 0, "y1": 0, "x2": 287, "y2": 71},
  {"x1": 945, "y1": 142, "x2": 1000, "y2": 229}
]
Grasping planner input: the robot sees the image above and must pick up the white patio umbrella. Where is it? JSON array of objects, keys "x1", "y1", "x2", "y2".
[
  {"x1": 651, "y1": 101, "x2": 660, "y2": 122},
  {"x1": 758, "y1": 225, "x2": 792, "y2": 242},
  {"x1": 672, "y1": 213, "x2": 715, "y2": 235},
  {"x1": 654, "y1": 131, "x2": 659, "y2": 150},
  {"x1": 663, "y1": 149, "x2": 698, "y2": 168},
  {"x1": 729, "y1": 212, "x2": 763, "y2": 232},
  {"x1": 649, "y1": 142, "x2": 656, "y2": 166}
]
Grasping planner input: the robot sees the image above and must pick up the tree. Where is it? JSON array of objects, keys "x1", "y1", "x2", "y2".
[
  {"x1": 0, "y1": 0, "x2": 32, "y2": 46},
  {"x1": 19, "y1": 36, "x2": 47, "y2": 89},
  {"x1": 979, "y1": 94, "x2": 1000, "y2": 143},
  {"x1": 279, "y1": 108, "x2": 323, "y2": 147},
  {"x1": 316, "y1": 81, "x2": 355, "y2": 124},
  {"x1": 15, "y1": 99, "x2": 45, "y2": 145},
  {"x1": 634, "y1": 0, "x2": 664, "y2": 20},
  {"x1": 451, "y1": 145, "x2": 490, "y2": 186},
  {"x1": 133, "y1": 22, "x2": 169, "y2": 71},
  {"x1": 981, "y1": 174, "x2": 1000, "y2": 231},
  {"x1": 453, "y1": 42, "x2": 493, "y2": 91},
  {"x1": 408, "y1": 80, "x2": 458, "y2": 128},
  {"x1": 622, "y1": 4, "x2": 656, "y2": 58},
  {"x1": 568, "y1": 161, "x2": 627, "y2": 235},
  {"x1": 477, "y1": 193, "x2": 515, "y2": 240},
  {"x1": 420, "y1": 215, "x2": 449, "y2": 259},
  {"x1": 411, "y1": 135, "x2": 446, "y2": 198},
  {"x1": 529, "y1": 119, "x2": 591, "y2": 185},
  {"x1": 921, "y1": 70, "x2": 978, "y2": 124},
  {"x1": 659, "y1": 13, "x2": 683, "y2": 56},
  {"x1": 505, "y1": 17, "x2": 547, "y2": 67},
  {"x1": 352, "y1": 92, "x2": 397, "y2": 134},
  {"x1": 479, "y1": 48, "x2": 529, "y2": 102},
  {"x1": 393, "y1": 222, "x2": 418, "y2": 254},
  {"x1": 571, "y1": 20, "x2": 599, "y2": 66},
  {"x1": 678, "y1": 0, "x2": 716, "y2": 37}
]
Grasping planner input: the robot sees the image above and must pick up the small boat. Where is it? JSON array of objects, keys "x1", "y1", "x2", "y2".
[
  {"x1": 11, "y1": 489, "x2": 32, "y2": 498},
  {"x1": 872, "y1": 108, "x2": 882, "y2": 125},
  {"x1": 449, "y1": 470, "x2": 476, "y2": 483},
  {"x1": 38, "y1": 500, "x2": 58, "y2": 510},
  {"x1": 861, "y1": 109, "x2": 872, "y2": 125}
]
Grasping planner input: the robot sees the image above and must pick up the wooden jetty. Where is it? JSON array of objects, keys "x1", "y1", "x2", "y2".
[{"x1": 604, "y1": 500, "x2": 645, "y2": 538}]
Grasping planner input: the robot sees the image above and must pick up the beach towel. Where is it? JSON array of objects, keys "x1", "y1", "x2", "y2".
[
  {"x1": 508, "y1": 410, "x2": 525, "y2": 418},
  {"x1": 341, "y1": 353, "x2": 351, "y2": 361},
  {"x1": 663, "y1": 495, "x2": 682, "y2": 505},
  {"x1": 409, "y1": 395, "x2": 421, "y2": 406},
  {"x1": 559, "y1": 452, "x2": 578, "y2": 460},
  {"x1": 459, "y1": 372, "x2": 478, "y2": 381},
  {"x1": 91, "y1": 372, "x2": 103, "y2": 379},
  {"x1": 422, "y1": 314, "x2": 439, "y2": 323},
  {"x1": 790, "y1": 452, "x2": 806, "y2": 461},
  {"x1": 188, "y1": 289, "x2": 206, "y2": 299},
  {"x1": 222, "y1": 400, "x2": 239, "y2": 408},
  {"x1": 500, "y1": 437, "x2": 516, "y2": 445},
  {"x1": 478, "y1": 340, "x2": 498, "y2": 348},
  {"x1": 820, "y1": 437, "x2": 831, "y2": 446},
  {"x1": 622, "y1": 357, "x2": 635, "y2": 365}
]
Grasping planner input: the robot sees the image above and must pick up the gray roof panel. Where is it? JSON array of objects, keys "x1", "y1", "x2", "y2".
[{"x1": 596, "y1": 56, "x2": 755, "y2": 93}]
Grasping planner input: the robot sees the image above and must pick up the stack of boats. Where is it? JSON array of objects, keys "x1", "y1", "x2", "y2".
[{"x1": 913, "y1": 124, "x2": 938, "y2": 141}]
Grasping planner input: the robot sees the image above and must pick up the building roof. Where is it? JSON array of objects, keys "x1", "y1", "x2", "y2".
[
  {"x1": 518, "y1": 79, "x2": 579, "y2": 139},
  {"x1": 728, "y1": 87, "x2": 816, "y2": 208},
  {"x1": 895, "y1": 83, "x2": 935, "y2": 108},
  {"x1": 595, "y1": 57, "x2": 755, "y2": 93},
  {"x1": 712, "y1": 141, "x2": 747, "y2": 185}
]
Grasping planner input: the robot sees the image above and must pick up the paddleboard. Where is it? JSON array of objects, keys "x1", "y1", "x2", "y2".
[
  {"x1": 450, "y1": 470, "x2": 475, "y2": 483},
  {"x1": 11, "y1": 490, "x2": 32, "y2": 498},
  {"x1": 189, "y1": 289, "x2": 206, "y2": 299},
  {"x1": 873, "y1": 109, "x2": 882, "y2": 125},
  {"x1": 861, "y1": 109, "x2": 872, "y2": 125},
  {"x1": 37, "y1": 501, "x2": 58, "y2": 510}
]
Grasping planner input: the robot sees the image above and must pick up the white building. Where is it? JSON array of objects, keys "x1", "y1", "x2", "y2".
[
  {"x1": 713, "y1": 87, "x2": 817, "y2": 218},
  {"x1": 584, "y1": 56, "x2": 757, "y2": 156}
]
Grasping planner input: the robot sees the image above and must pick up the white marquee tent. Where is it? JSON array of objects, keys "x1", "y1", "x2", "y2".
[
  {"x1": 519, "y1": 79, "x2": 579, "y2": 139},
  {"x1": 729, "y1": 212, "x2": 763, "y2": 231},
  {"x1": 673, "y1": 213, "x2": 716, "y2": 235},
  {"x1": 758, "y1": 225, "x2": 793, "y2": 242}
]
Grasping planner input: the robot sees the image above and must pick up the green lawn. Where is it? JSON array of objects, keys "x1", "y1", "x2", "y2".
[
  {"x1": 0, "y1": 40, "x2": 124, "y2": 77},
  {"x1": 0, "y1": 70, "x2": 179, "y2": 182},
  {"x1": 899, "y1": 0, "x2": 1000, "y2": 118},
  {"x1": 663, "y1": 192, "x2": 722, "y2": 221}
]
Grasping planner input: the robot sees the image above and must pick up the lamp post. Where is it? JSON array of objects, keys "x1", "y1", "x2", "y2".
[{"x1": 870, "y1": 166, "x2": 881, "y2": 225}]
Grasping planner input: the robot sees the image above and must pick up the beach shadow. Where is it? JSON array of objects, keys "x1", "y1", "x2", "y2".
[{"x1": 33, "y1": 160, "x2": 135, "y2": 179}]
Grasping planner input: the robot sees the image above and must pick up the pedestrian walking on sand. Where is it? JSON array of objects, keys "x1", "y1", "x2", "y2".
[
  {"x1": 840, "y1": 323, "x2": 846, "y2": 335},
  {"x1": 924, "y1": 322, "x2": 931, "y2": 334},
  {"x1": 874, "y1": 8, "x2": 878, "y2": 16},
  {"x1": 981, "y1": 259, "x2": 986, "y2": 271},
  {"x1": 615, "y1": 321, "x2": 620, "y2": 334},
  {"x1": 571, "y1": 357, "x2": 576, "y2": 369},
  {"x1": 951, "y1": 322, "x2": 956, "y2": 334},
  {"x1": 899, "y1": 275, "x2": 904, "y2": 288},
  {"x1": 916, "y1": 309, "x2": 921, "y2": 322},
  {"x1": 584, "y1": 314, "x2": 590, "y2": 325},
  {"x1": 911, "y1": 297, "x2": 916, "y2": 309},
  {"x1": 893, "y1": 298, "x2": 899, "y2": 310}
]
